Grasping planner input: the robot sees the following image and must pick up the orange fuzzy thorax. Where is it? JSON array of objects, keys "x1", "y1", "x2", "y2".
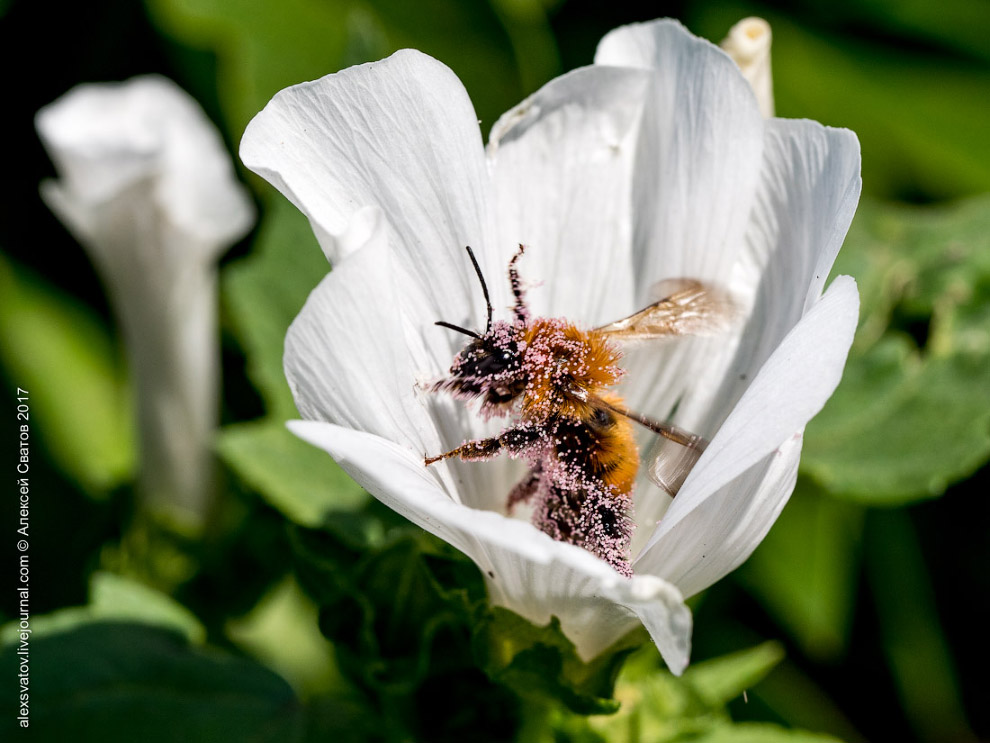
[{"x1": 519, "y1": 318, "x2": 625, "y2": 422}]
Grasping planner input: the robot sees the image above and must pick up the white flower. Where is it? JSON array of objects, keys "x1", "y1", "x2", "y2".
[
  {"x1": 240, "y1": 19, "x2": 860, "y2": 674},
  {"x1": 720, "y1": 16, "x2": 775, "y2": 117},
  {"x1": 37, "y1": 75, "x2": 255, "y2": 529}
]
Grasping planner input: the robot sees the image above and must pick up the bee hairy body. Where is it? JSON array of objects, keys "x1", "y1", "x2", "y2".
[
  {"x1": 551, "y1": 399, "x2": 639, "y2": 497},
  {"x1": 426, "y1": 244, "x2": 717, "y2": 576},
  {"x1": 428, "y1": 261, "x2": 641, "y2": 574}
]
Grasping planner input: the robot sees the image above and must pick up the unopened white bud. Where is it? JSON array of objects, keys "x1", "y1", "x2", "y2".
[{"x1": 721, "y1": 17, "x2": 774, "y2": 118}]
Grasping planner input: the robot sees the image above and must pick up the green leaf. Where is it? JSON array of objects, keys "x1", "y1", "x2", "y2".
[
  {"x1": 147, "y1": 0, "x2": 357, "y2": 138},
  {"x1": 802, "y1": 196, "x2": 990, "y2": 503},
  {"x1": 585, "y1": 642, "x2": 785, "y2": 743},
  {"x1": 218, "y1": 420, "x2": 367, "y2": 526},
  {"x1": 736, "y1": 481, "x2": 864, "y2": 660},
  {"x1": 866, "y1": 510, "x2": 974, "y2": 743},
  {"x1": 692, "y1": 6, "x2": 990, "y2": 201},
  {"x1": 343, "y1": 0, "x2": 526, "y2": 128},
  {"x1": 301, "y1": 696, "x2": 384, "y2": 743},
  {"x1": 0, "y1": 622, "x2": 304, "y2": 742},
  {"x1": 835, "y1": 0, "x2": 990, "y2": 65},
  {"x1": 226, "y1": 576, "x2": 349, "y2": 698},
  {"x1": 690, "y1": 722, "x2": 844, "y2": 743},
  {"x1": 222, "y1": 195, "x2": 329, "y2": 419},
  {"x1": 291, "y1": 519, "x2": 640, "y2": 719},
  {"x1": 291, "y1": 527, "x2": 478, "y2": 694},
  {"x1": 475, "y1": 607, "x2": 642, "y2": 715},
  {"x1": 87, "y1": 571, "x2": 206, "y2": 643},
  {"x1": 1, "y1": 571, "x2": 205, "y2": 646},
  {"x1": 147, "y1": 0, "x2": 534, "y2": 141},
  {"x1": 488, "y1": 0, "x2": 561, "y2": 95},
  {"x1": 0, "y1": 252, "x2": 134, "y2": 494},
  {"x1": 217, "y1": 197, "x2": 368, "y2": 524},
  {"x1": 684, "y1": 641, "x2": 785, "y2": 708},
  {"x1": 698, "y1": 0, "x2": 990, "y2": 74},
  {"x1": 579, "y1": 642, "x2": 842, "y2": 743},
  {"x1": 291, "y1": 525, "x2": 530, "y2": 740}
]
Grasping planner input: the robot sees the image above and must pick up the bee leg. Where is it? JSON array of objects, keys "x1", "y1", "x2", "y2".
[
  {"x1": 424, "y1": 438, "x2": 500, "y2": 465},
  {"x1": 507, "y1": 464, "x2": 543, "y2": 513},
  {"x1": 424, "y1": 424, "x2": 541, "y2": 466}
]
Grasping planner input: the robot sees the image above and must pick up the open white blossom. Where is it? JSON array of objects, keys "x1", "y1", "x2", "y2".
[
  {"x1": 37, "y1": 75, "x2": 255, "y2": 529},
  {"x1": 240, "y1": 19, "x2": 860, "y2": 674}
]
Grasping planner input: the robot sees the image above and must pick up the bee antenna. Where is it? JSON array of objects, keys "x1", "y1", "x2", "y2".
[
  {"x1": 435, "y1": 320, "x2": 482, "y2": 340},
  {"x1": 509, "y1": 244, "x2": 528, "y2": 324},
  {"x1": 464, "y1": 246, "x2": 493, "y2": 333}
]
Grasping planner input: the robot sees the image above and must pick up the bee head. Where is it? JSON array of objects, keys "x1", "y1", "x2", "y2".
[
  {"x1": 436, "y1": 321, "x2": 527, "y2": 411},
  {"x1": 433, "y1": 245, "x2": 530, "y2": 412}
]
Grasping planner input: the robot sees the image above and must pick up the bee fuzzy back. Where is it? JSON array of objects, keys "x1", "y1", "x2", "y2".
[{"x1": 520, "y1": 318, "x2": 625, "y2": 421}]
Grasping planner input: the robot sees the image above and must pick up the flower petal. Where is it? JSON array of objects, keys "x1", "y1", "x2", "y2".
[
  {"x1": 285, "y1": 231, "x2": 430, "y2": 443},
  {"x1": 612, "y1": 575, "x2": 693, "y2": 675},
  {"x1": 285, "y1": 233, "x2": 523, "y2": 511},
  {"x1": 635, "y1": 275, "x2": 859, "y2": 571},
  {"x1": 673, "y1": 120, "x2": 862, "y2": 435},
  {"x1": 485, "y1": 543, "x2": 692, "y2": 672},
  {"x1": 240, "y1": 49, "x2": 503, "y2": 317},
  {"x1": 290, "y1": 419, "x2": 693, "y2": 670},
  {"x1": 634, "y1": 122, "x2": 860, "y2": 589},
  {"x1": 594, "y1": 20, "x2": 766, "y2": 430},
  {"x1": 634, "y1": 432, "x2": 801, "y2": 598},
  {"x1": 595, "y1": 19, "x2": 764, "y2": 288},
  {"x1": 36, "y1": 75, "x2": 253, "y2": 253},
  {"x1": 487, "y1": 65, "x2": 651, "y2": 324}
]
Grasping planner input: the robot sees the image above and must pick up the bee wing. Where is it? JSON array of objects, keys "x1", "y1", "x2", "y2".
[
  {"x1": 595, "y1": 397, "x2": 707, "y2": 497},
  {"x1": 595, "y1": 278, "x2": 738, "y2": 341},
  {"x1": 644, "y1": 433, "x2": 706, "y2": 498}
]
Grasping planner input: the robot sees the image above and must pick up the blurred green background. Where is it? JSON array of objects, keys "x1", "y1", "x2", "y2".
[{"x1": 1, "y1": 0, "x2": 988, "y2": 741}]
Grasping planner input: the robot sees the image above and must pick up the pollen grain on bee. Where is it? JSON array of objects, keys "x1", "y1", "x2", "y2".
[{"x1": 424, "y1": 246, "x2": 639, "y2": 577}]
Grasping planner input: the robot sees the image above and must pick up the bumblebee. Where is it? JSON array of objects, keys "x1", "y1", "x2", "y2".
[{"x1": 425, "y1": 245, "x2": 730, "y2": 576}]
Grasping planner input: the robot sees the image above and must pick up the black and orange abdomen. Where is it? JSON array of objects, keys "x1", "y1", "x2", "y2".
[
  {"x1": 552, "y1": 403, "x2": 638, "y2": 495},
  {"x1": 535, "y1": 400, "x2": 638, "y2": 576}
]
